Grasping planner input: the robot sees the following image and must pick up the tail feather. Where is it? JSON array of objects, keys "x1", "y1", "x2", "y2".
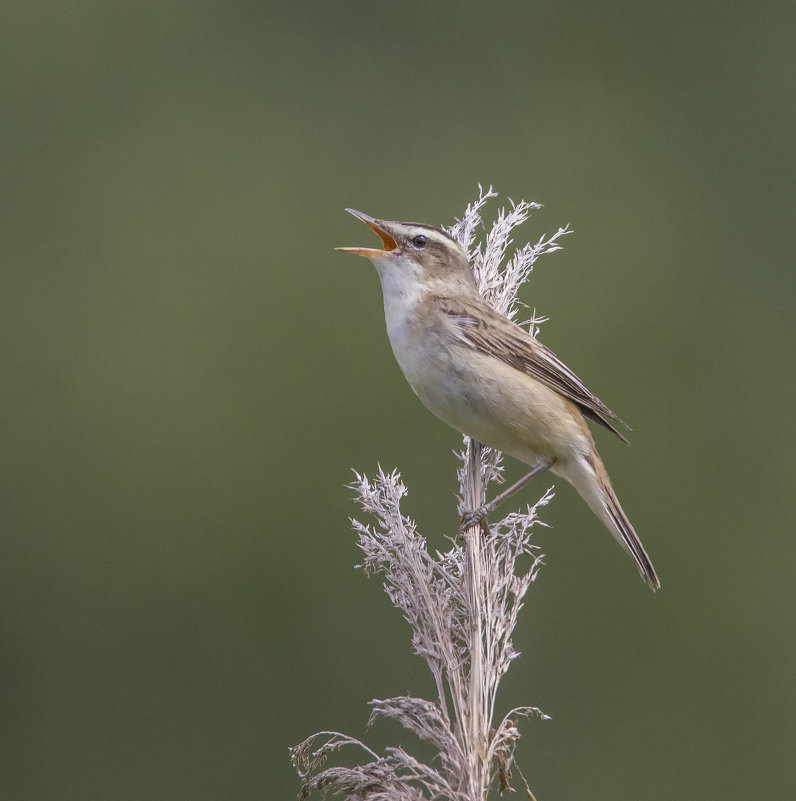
[
  {"x1": 558, "y1": 452, "x2": 661, "y2": 591},
  {"x1": 600, "y1": 482, "x2": 660, "y2": 591}
]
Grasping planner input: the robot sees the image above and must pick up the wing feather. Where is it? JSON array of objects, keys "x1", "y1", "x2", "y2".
[{"x1": 437, "y1": 296, "x2": 630, "y2": 442}]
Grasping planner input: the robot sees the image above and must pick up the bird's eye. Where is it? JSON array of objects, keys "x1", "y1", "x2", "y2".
[{"x1": 412, "y1": 234, "x2": 428, "y2": 248}]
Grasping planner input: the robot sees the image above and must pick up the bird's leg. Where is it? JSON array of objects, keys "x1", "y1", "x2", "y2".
[
  {"x1": 460, "y1": 460, "x2": 553, "y2": 531},
  {"x1": 485, "y1": 460, "x2": 553, "y2": 513}
]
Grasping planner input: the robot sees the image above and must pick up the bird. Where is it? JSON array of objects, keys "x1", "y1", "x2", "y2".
[{"x1": 337, "y1": 209, "x2": 660, "y2": 591}]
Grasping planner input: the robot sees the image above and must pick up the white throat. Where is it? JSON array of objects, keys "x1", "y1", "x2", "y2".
[{"x1": 373, "y1": 257, "x2": 428, "y2": 346}]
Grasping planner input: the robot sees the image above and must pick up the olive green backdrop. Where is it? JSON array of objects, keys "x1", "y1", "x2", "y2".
[{"x1": 3, "y1": 1, "x2": 794, "y2": 799}]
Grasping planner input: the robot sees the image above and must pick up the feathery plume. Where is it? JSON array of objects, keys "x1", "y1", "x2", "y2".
[{"x1": 292, "y1": 190, "x2": 567, "y2": 800}]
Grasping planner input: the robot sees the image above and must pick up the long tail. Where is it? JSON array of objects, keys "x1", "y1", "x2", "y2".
[{"x1": 558, "y1": 452, "x2": 660, "y2": 591}]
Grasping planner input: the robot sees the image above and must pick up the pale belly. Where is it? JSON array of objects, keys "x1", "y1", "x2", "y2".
[{"x1": 394, "y1": 337, "x2": 589, "y2": 466}]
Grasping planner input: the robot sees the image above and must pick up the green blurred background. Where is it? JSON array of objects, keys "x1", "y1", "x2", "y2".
[{"x1": 3, "y1": 1, "x2": 794, "y2": 798}]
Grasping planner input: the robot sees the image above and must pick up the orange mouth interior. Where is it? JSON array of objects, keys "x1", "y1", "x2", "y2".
[
  {"x1": 336, "y1": 211, "x2": 398, "y2": 257},
  {"x1": 363, "y1": 218, "x2": 398, "y2": 252}
]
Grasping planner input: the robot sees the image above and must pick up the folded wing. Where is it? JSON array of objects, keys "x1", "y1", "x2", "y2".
[{"x1": 437, "y1": 296, "x2": 630, "y2": 442}]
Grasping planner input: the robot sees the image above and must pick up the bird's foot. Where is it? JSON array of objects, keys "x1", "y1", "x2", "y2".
[
  {"x1": 460, "y1": 506, "x2": 488, "y2": 532},
  {"x1": 458, "y1": 460, "x2": 553, "y2": 536}
]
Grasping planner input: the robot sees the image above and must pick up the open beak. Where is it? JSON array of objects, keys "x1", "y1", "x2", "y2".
[{"x1": 335, "y1": 209, "x2": 399, "y2": 257}]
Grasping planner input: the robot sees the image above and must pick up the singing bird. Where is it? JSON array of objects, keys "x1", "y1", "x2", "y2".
[{"x1": 338, "y1": 209, "x2": 659, "y2": 590}]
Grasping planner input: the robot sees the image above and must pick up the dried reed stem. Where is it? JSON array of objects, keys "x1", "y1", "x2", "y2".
[{"x1": 291, "y1": 188, "x2": 569, "y2": 800}]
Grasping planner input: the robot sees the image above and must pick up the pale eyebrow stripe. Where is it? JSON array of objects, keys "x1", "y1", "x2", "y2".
[{"x1": 405, "y1": 223, "x2": 459, "y2": 245}]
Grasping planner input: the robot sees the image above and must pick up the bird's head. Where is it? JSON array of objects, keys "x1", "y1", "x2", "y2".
[{"x1": 337, "y1": 209, "x2": 477, "y2": 293}]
